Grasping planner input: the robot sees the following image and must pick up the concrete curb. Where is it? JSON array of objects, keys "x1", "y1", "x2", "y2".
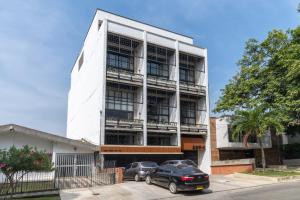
[{"x1": 232, "y1": 173, "x2": 300, "y2": 182}]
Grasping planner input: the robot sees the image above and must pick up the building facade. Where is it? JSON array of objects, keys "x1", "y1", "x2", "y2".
[
  {"x1": 67, "y1": 9, "x2": 211, "y2": 173},
  {"x1": 210, "y1": 117, "x2": 282, "y2": 174}
]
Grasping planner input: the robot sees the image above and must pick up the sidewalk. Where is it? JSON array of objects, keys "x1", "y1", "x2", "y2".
[{"x1": 60, "y1": 175, "x2": 278, "y2": 200}]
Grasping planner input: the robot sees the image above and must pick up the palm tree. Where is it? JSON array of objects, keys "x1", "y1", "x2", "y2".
[{"x1": 231, "y1": 107, "x2": 284, "y2": 170}]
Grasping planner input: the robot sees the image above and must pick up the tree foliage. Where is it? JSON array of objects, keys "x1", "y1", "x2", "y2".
[
  {"x1": 214, "y1": 27, "x2": 300, "y2": 127},
  {"x1": 231, "y1": 107, "x2": 284, "y2": 169},
  {"x1": 0, "y1": 145, "x2": 53, "y2": 198}
]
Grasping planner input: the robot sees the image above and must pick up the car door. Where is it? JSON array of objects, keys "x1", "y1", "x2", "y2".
[
  {"x1": 152, "y1": 167, "x2": 164, "y2": 185},
  {"x1": 129, "y1": 162, "x2": 139, "y2": 178},
  {"x1": 159, "y1": 168, "x2": 171, "y2": 187},
  {"x1": 124, "y1": 163, "x2": 132, "y2": 178}
]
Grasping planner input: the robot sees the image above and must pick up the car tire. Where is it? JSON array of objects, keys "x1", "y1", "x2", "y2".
[
  {"x1": 169, "y1": 182, "x2": 177, "y2": 194},
  {"x1": 145, "y1": 175, "x2": 152, "y2": 185},
  {"x1": 134, "y1": 174, "x2": 140, "y2": 182}
]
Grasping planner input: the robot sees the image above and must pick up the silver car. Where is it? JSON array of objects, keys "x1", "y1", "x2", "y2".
[{"x1": 124, "y1": 161, "x2": 158, "y2": 181}]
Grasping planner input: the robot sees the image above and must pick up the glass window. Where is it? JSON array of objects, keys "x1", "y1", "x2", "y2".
[
  {"x1": 181, "y1": 101, "x2": 196, "y2": 125},
  {"x1": 105, "y1": 85, "x2": 135, "y2": 120},
  {"x1": 147, "y1": 95, "x2": 170, "y2": 124}
]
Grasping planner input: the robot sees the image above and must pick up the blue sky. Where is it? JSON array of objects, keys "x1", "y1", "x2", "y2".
[{"x1": 0, "y1": 0, "x2": 299, "y2": 136}]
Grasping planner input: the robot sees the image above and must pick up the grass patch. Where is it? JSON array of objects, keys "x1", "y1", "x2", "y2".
[{"x1": 245, "y1": 170, "x2": 300, "y2": 177}]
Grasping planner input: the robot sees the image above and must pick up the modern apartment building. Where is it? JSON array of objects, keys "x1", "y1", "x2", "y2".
[{"x1": 67, "y1": 9, "x2": 211, "y2": 173}]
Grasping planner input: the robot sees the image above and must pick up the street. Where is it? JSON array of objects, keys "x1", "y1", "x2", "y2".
[
  {"x1": 60, "y1": 176, "x2": 300, "y2": 200},
  {"x1": 172, "y1": 181, "x2": 300, "y2": 200}
]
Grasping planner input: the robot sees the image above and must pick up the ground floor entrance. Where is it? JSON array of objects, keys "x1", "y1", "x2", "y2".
[{"x1": 104, "y1": 154, "x2": 184, "y2": 167}]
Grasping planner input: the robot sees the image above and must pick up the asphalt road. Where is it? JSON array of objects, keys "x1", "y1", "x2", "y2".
[{"x1": 172, "y1": 181, "x2": 300, "y2": 200}]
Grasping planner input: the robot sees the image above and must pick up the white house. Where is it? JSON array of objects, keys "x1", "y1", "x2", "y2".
[{"x1": 0, "y1": 124, "x2": 97, "y2": 164}]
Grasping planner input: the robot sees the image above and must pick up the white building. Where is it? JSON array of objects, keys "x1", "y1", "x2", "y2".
[
  {"x1": 0, "y1": 124, "x2": 97, "y2": 164},
  {"x1": 67, "y1": 9, "x2": 211, "y2": 173}
]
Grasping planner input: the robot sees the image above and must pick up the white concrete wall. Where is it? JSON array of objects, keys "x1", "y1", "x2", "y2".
[
  {"x1": 199, "y1": 49, "x2": 211, "y2": 174},
  {"x1": 67, "y1": 15, "x2": 105, "y2": 145},
  {"x1": 0, "y1": 132, "x2": 53, "y2": 153},
  {"x1": 215, "y1": 117, "x2": 272, "y2": 149}
]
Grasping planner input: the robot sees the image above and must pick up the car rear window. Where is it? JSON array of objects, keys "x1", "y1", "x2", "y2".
[
  {"x1": 141, "y1": 162, "x2": 158, "y2": 167},
  {"x1": 182, "y1": 160, "x2": 197, "y2": 166},
  {"x1": 176, "y1": 166, "x2": 202, "y2": 174}
]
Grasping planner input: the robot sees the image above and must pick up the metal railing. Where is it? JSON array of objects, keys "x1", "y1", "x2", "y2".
[
  {"x1": 106, "y1": 66, "x2": 143, "y2": 85},
  {"x1": 180, "y1": 123, "x2": 208, "y2": 134},
  {"x1": 147, "y1": 76, "x2": 176, "y2": 90},
  {"x1": 0, "y1": 171, "x2": 57, "y2": 197},
  {"x1": 105, "y1": 118, "x2": 144, "y2": 130},
  {"x1": 147, "y1": 121, "x2": 177, "y2": 131},
  {"x1": 179, "y1": 81, "x2": 206, "y2": 95}
]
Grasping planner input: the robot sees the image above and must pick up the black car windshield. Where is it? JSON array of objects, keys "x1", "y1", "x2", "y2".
[
  {"x1": 176, "y1": 165, "x2": 202, "y2": 174},
  {"x1": 141, "y1": 162, "x2": 158, "y2": 167}
]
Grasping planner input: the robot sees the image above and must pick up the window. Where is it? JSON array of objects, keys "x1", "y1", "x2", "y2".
[
  {"x1": 179, "y1": 53, "x2": 202, "y2": 84},
  {"x1": 131, "y1": 163, "x2": 138, "y2": 168},
  {"x1": 106, "y1": 84, "x2": 134, "y2": 120},
  {"x1": 181, "y1": 101, "x2": 196, "y2": 125},
  {"x1": 78, "y1": 52, "x2": 84, "y2": 71},
  {"x1": 147, "y1": 62, "x2": 169, "y2": 79},
  {"x1": 147, "y1": 94, "x2": 170, "y2": 124},
  {"x1": 147, "y1": 135, "x2": 171, "y2": 146},
  {"x1": 105, "y1": 133, "x2": 137, "y2": 145},
  {"x1": 147, "y1": 44, "x2": 174, "y2": 80},
  {"x1": 107, "y1": 52, "x2": 134, "y2": 72}
]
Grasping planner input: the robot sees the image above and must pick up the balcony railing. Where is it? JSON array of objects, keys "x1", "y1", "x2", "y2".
[
  {"x1": 147, "y1": 121, "x2": 177, "y2": 132},
  {"x1": 106, "y1": 66, "x2": 143, "y2": 86},
  {"x1": 180, "y1": 123, "x2": 208, "y2": 135},
  {"x1": 147, "y1": 76, "x2": 176, "y2": 91},
  {"x1": 179, "y1": 82, "x2": 206, "y2": 96},
  {"x1": 105, "y1": 117, "x2": 143, "y2": 130}
]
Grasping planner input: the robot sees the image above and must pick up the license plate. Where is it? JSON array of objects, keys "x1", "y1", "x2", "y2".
[{"x1": 196, "y1": 186, "x2": 204, "y2": 190}]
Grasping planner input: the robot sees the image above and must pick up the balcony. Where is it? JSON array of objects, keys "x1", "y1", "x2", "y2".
[
  {"x1": 147, "y1": 121, "x2": 177, "y2": 133},
  {"x1": 180, "y1": 124, "x2": 207, "y2": 135},
  {"x1": 147, "y1": 76, "x2": 176, "y2": 91},
  {"x1": 180, "y1": 82, "x2": 206, "y2": 96},
  {"x1": 106, "y1": 66, "x2": 143, "y2": 86},
  {"x1": 105, "y1": 117, "x2": 143, "y2": 131}
]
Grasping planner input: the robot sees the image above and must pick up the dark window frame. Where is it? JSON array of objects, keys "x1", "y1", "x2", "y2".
[
  {"x1": 105, "y1": 85, "x2": 135, "y2": 120},
  {"x1": 147, "y1": 95, "x2": 170, "y2": 124},
  {"x1": 180, "y1": 101, "x2": 196, "y2": 125}
]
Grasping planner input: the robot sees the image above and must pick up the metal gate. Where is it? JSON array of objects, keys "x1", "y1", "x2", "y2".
[{"x1": 55, "y1": 153, "x2": 115, "y2": 189}]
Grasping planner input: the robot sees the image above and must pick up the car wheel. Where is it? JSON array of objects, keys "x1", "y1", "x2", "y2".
[
  {"x1": 169, "y1": 182, "x2": 177, "y2": 194},
  {"x1": 134, "y1": 174, "x2": 140, "y2": 182},
  {"x1": 145, "y1": 175, "x2": 152, "y2": 185}
]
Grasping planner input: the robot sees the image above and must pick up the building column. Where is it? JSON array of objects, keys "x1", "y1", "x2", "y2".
[
  {"x1": 175, "y1": 40, "x2": 181, "y2": 147},
  {"x1": 100, "y1": 19, "x2": 108, "y2": 146},
  {"x1": 142, "y1": 31, "x2": 147, "y2": 146}
]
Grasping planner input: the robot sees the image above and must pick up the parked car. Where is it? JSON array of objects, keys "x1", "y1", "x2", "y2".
[
  {"x1": 161, "y1": 159, "x2": 197, "y2": 167},
  {"x1": 124, "y1": 161, "x2": 158, "y2": 181},
  {"x1": 145, "y1": 164, "x2": 209, "y2": 194}
]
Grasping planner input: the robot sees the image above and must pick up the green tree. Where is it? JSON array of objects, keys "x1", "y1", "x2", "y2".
[
  {"x1": 0, "y1": 145, "x2": 53, "y2": 199},
  {"x1": 214, "y1": 27, "x2": 300, "y2": 128},
  {"x1": 231, "y1": 107, "x2": 284, "y2": 170}
]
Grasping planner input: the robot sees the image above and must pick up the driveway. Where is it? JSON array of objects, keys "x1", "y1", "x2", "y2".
[{"x1": 60, "y1": 175, "x2": 279, "y2": 200}]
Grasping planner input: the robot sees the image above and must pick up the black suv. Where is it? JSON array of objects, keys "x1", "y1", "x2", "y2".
[{"x1": 124, "y1": 161, "x2": 158, "y2": 181}]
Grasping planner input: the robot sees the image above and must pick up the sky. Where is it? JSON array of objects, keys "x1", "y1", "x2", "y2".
[{"x1": 0, "y1": 0, "x2": 299, "y2": 136}]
